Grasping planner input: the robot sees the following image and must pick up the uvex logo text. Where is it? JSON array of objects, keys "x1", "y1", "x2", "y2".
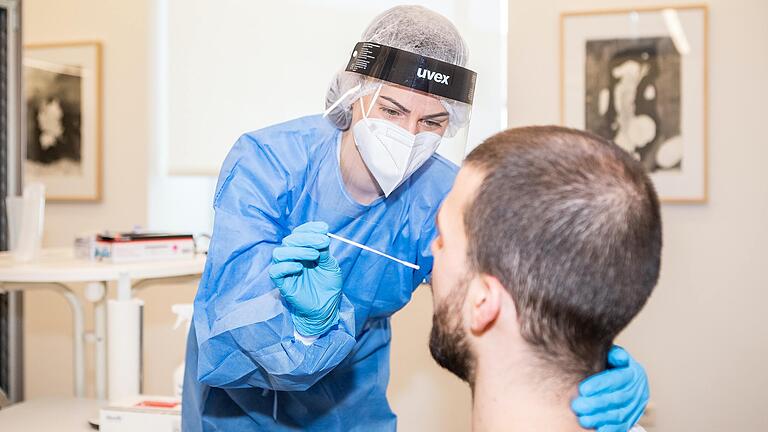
[{"x1": 416, "y1": 68, "x2": 450, "y2": 84}]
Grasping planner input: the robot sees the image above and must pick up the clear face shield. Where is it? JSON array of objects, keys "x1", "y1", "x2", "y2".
[
  {"x1": 326, "y1": 42, "x2": 476, "y2": 197},
  {"x1": 301, "y1": 43, "x2": 475, "y2": 273}
]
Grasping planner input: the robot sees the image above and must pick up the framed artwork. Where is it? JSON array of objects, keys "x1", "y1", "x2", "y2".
[
  {"x1": 561, "y1": 6, "x2": 708, "y2": 203},
  {"x1": 23, "y1": 41, "x2": 102, "y2": 201}
]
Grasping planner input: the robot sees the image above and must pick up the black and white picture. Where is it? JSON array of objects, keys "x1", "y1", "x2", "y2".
[
  {"x1": 561, "y1": 7, "x2": 708, "y2": 202},
  {"x1": 585, "y1": 37, "x2": 682, "y2": 173},
  {"x1": 25, "y1": 62, "x2": 83, "y2": 175},
  {"x1": 23, "y1": 42, "x2": 101, "y2": 201}
]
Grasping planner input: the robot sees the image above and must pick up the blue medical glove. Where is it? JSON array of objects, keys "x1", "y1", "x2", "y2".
[
  {"x1": 269, "y1": 221, "x2": 343, "y2": 337},
  {"x1": 571, "y1": 346, "x2": 649, "y2": 432}
]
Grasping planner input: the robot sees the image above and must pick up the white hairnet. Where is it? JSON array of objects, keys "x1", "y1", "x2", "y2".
[{"x1": 325, "y1": 5, "x2": 469, "y2": 131}]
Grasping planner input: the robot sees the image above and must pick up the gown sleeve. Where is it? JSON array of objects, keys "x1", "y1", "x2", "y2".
[
  {"x1": 192, "y1": 133, "x2": 357, "y2": 392},
  {"x1": 413, "y1": 181, "x2": 450, "y2": 288},
  {"x1": 413, "y1": 211, "x2": 438, "y2": 288}
]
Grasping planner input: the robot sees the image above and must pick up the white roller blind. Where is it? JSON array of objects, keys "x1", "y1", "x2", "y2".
[{"x1": 162, "y1": 0, "x2": 506, "y2": 175}]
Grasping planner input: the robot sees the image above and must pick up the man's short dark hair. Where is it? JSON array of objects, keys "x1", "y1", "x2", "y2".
[{"x1": 464, "y1": 126, "x2": 662, "y2": 381}]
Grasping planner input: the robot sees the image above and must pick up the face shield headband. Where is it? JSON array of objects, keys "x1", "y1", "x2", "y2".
[{"x1": 345, "y1": 42, "x2": 477, "y2": 105}]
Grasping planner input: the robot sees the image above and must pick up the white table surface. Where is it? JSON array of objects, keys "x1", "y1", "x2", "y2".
[
  {"x1": 0, "y1": 248, "x2": 207, "y2": 283},
  {"x1": 0, "y1": 397, "x2": 103, "y2": 431}
]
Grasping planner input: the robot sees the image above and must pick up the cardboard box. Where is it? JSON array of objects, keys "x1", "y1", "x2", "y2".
[
  {"x1": 94, "y1": 232, "x2": 195, "y2": 263},
  {"x1": 99, "y1": 396, "x2": 181, "y2": 432}
]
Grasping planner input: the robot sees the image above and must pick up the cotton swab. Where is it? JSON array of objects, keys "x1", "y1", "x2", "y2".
[{"x1": 327, "y1": 233, "x2": 420, "y2": 270}]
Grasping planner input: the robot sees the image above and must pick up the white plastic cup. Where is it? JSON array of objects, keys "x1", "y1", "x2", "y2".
[
  {"x1": 5, "y1": 196, "x2": 24, "y2": 252},
  {"x1": 5, "y1": 183, "x2": 46, "y2": 262}
]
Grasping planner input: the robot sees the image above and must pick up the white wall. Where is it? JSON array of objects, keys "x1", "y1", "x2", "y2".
[
  {"x1": 159, "y1": 0, "x2": 507, "y2": 176},
  {"x1": 507, "y1": 1, "x2": 768, "y2": 431}
]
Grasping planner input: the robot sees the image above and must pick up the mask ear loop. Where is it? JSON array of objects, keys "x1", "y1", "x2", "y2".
[
  {"x1": 323, "y1": 83, "x2": 362, "y2": 119},
  {"x1": 358, "y1": 95, "x2": 367, "y2": 119},
  {"x1": 363, "y1": 84, "x2": 383, "y2": 119}
]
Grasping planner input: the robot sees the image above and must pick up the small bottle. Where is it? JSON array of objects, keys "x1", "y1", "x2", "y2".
[{"x1": 171, "y1": 304, "x2": 194, "y2": 399}]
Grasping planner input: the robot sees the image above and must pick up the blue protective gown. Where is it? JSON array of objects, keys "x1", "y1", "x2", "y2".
[{"x1": 182, "y1": 114, "x2": 458, "y2": 431}]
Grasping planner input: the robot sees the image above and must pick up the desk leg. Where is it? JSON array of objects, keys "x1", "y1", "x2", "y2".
[
  {"x1": 95, "y1": 297, "x2": 107, "y2": 400},
  {"x1": 62, "y1": 290, "x2": 86, "y2": 398},
  {"x1": 1, "y1": 283, "x2": 86, "y2": 398},
  {"x1": 85, "y1": 282, "x2": 107, "y2": 400}
]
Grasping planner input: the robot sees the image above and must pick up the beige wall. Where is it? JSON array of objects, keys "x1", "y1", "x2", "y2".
[
  {"x1": 21, "y1": 0, "x2": 167, "y2": 398},
  {"x1": 26, "y1": 0, "x2": 150, "y2": 247},
  {"x1": 19, "y1": 1, "x2": 768, "y2": 431},
  {"x1": 505, "y1": 0, "x2": 768, "y2": 431},
  {"x1": 389, "y1": 287, "x2": 472, "y2": 430}
]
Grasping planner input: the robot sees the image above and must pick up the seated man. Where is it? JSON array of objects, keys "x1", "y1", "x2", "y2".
[{"x1": 428, "y1": 126, "x2": 661, "y2": 431}]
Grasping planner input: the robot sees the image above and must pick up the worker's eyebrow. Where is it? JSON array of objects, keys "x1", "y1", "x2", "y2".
[
  {"x1": 380, "y1": 96, "x2": 411, "y2": 113},
  {"x1": 422, "y1": 112, "x2": 449, "y2": 121}
]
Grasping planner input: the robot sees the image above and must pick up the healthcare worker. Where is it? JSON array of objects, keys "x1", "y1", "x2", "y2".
[{"x1": 183, "y1": 6, "x2": 650, "y2": 431}]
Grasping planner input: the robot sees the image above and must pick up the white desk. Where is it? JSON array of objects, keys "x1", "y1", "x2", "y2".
[
  {"x1": 0, "y1": 397, "x2": 103, "y2": 431},
  {"x1": 0, "y1": 248, "x2": 206, "y2": 400}
]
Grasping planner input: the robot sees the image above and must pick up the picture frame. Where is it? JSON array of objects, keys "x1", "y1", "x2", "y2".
[
  {"x1": 23, "y1": 41, "x2": 102, "y2": 202},
  {"x1": 560, "y1": 5, "x2": 708, "y2": 203}
]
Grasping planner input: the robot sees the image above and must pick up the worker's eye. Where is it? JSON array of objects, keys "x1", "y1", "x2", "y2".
[
  {"x1": 379, "y1": 106, "x2": 403, "y2": 118},
  {"x1": 421, "y1": 118, "x2": 446, "y2": 129}
]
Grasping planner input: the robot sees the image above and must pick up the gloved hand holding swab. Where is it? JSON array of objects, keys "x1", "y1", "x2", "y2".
[{"x1": 328, "y1": 233, "x2": 420, "y2": 270}]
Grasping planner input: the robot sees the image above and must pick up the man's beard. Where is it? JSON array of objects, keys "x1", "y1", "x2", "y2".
[{"x1": 429, "y1": 276, "x2": 475, "y2": 384}]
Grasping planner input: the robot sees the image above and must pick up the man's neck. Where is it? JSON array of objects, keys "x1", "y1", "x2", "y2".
[{"x1": 471, "y1": 361, "x2": 587, "y2": 432}]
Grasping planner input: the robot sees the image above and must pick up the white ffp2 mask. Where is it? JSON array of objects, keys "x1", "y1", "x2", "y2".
[{"x1": 351, "y1": 100, "x2": 442, "y2": 196}]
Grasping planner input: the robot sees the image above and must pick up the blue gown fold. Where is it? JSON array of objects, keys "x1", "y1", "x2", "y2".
[{"x1": 182, "y1": 114, "x2": 458, "y2": 431}]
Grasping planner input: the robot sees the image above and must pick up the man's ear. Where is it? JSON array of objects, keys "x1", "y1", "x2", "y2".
[{"x1": 468, "y1": 274, "x2": 504, "y2": 335}]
